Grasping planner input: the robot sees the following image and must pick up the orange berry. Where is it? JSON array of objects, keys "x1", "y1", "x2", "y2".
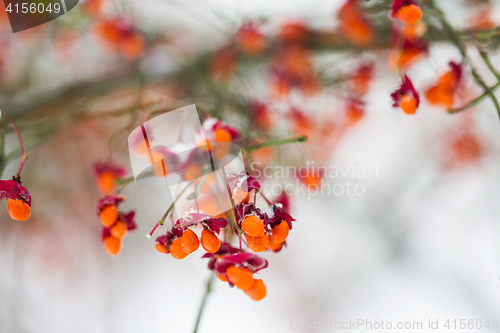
[
  {"x1": 241, "y1": 215, "x2": 265, "y2": 237},
  {"x1": 100, "y1": 205, "x2": 118, "y2": 227},
  {"x1": 345, "y1": 103, "x2": 365, "y2": 125},
  {"x1": 211, "y1": 128, "x2": 232, "y2": 159},
  {"x1": 400, "y1": 94, "x2": 418, "y2": 115},
  {"x1": 425, "y1": 85, "x2": 454, "y2": 107},
  {"x1": 226, "y1": 266, "x2": 256, "y2": 290},
  {"x1": 244, "y1": 279, "x2": 267, "y2": 301},
  {"x1": 266, "y1": 235, "x2": 283, "y2": 252},
  {"x1": 98, "y1": 171, "x2": 116, "y2": 195},
  {"x1": 170, "y1": 238, "x2": 189, "y2": 259},
  {"x1": 155, "y1": 243, "x2": 168, "y2": 254},
  {"x1": 201, "y1": 229, "x2": 221, "y2": 253},
  {"x1": 181, "y1": 229, "x2": 200, "y2": 254},
  {"x1": 395, "y1": 4, "x2": 422, "y2": 25},
  {"x1": 7, "y1": 199, "x2": 31, "y2": 221},
  {"x1": 271, "y1": 220, "x2": 290, "y2": 244},
  {"x1": 121, "y1": 35, "x2": 144, "y2": 59},
  {"x1": 110, "y1": 220, "x2": 127, "y2": 239},
  {"x1": 246, "y1": 234, "x2": 268, "y2": 252},
  {"x1": 214, "y1": 128, "x2": 232, "y2": 143},
  {"x1": 183, "y1": 164, "x2": 202, "y2": 181},
  {"x1": 104, "y1": 236, "x2": 121, "y2": 256}
]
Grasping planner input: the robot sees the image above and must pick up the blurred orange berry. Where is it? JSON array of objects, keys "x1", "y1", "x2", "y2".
[
  {"x1": 400, "y1": 94, "x2": 418, "y2": 115},
  {"x1": 209, "y1": 48, "x2": 236, "y2": 83},
  {"x1": 345, "y1": 100, "x2": 365, "y2": 125},
  {"x1": 402, "y1": 22, "x2": 427, "y2": 41},
  {"x1": 425, "y1": 62, "x2": 462, "y2": 108},
  {"x1": 450, "y1": 131, "x2": 482, "y2": 165},
  {"x1": 100, "y1": 204, "x2": 118, "y2": 227},
  {"x1": 110, "y1": 220, "x2": 127, "y2": 239},
  {"x1": 97, "y1": 171, "x2": 116, "y2": 195},
  {"x1": 338, "y1": 0, "x2": 375, "y2": 46},
  {"x1": 96, "y1": 19, "x2": 144, "y2": 59},
  {"x1": 237, "y1": 23, "x2": 266, "y2": 56},
  {"x1": 104, "y1": 236, "x2": 121, "y2": 256},
  {"x1": 83, "y1": 0, "x2": 104, "y2": 14},
  {"x1": 351, "y1": 63, "x2": 374, "y2": 96},
  {"x1": 278, "y1": 21, "x2": 309, "y2": 44},
  {"x1": 121, "y1": 34, "x2": 144, "y2": 60},
  {"x1": 394, "y1": 4, "x2": 422, "y2": 24},
  {"x1": 183, "y1": 164, "x2": 202, "y2": 181}
]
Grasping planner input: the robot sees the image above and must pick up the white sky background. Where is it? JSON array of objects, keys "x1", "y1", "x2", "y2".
[{"x1": 2, "y1": 0, "x2": 500, "y2": 333}]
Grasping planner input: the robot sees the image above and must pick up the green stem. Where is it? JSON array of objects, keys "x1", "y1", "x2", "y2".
[
  {"x1": 478, "y1": 49, "x2": 500, "y2": 119},
  {"x1": 479, "y1": 49, "x2": 500, "y2": 82},
  {"x1": 193, "y1": 273, "x2": 215, "y2": 333},
  {"x1": 158, "y1": 179, "x2": 195, "y2": 225},
  {"x1": 147, "y1": 180, "x2": 194, "y2": 238},
  {"x1": 447, "y1": 81, "x2": 500, "y2": 113},
  {"x1": 244, "y1": 135, "x2": 308, "y2": 153},
  {"x1": 218, "y1": 163, "x2": 242, "y2": 235}
]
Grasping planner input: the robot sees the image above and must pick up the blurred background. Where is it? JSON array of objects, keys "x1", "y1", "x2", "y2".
[{"x1": 1, "y1": 0, "x2": 500, "y2": 332}]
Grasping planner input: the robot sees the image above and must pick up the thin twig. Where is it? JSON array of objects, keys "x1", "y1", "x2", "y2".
[
  {"x1": 478, "y1": 49, "x2": 500, "y2": 119},
  {"x1": 479, "y1": 49, "x2": 500, "y2": 81},
  {"x1": 148, "y1": 179, "x2": 197, "y2": 238},
  {"x1": 193, "y1": 273, "x2": 215, "y2": 333},
  {"x1": 448, "y1": 81, "x2": 500, "y2": 113},
  {"x1": 5, "y1": 115, "x2": 27, "y2": 176},
  {"x1": 244, "y1": 135, "x2": 308, "y2": 153}
]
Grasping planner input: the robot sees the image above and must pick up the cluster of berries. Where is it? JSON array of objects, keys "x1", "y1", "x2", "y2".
[
  {"x1": 153, "y1": 172, "x2": 295, "y2": 301},
  {"x1": 96, "y1": 195, "x2": 137, "y2": 256},
  {"x1": 386, "y1": 1, "x2": 465, "y2": 115},
  {"x1": 93, "y1": 162, "x2": 137, "y2": 256}
]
